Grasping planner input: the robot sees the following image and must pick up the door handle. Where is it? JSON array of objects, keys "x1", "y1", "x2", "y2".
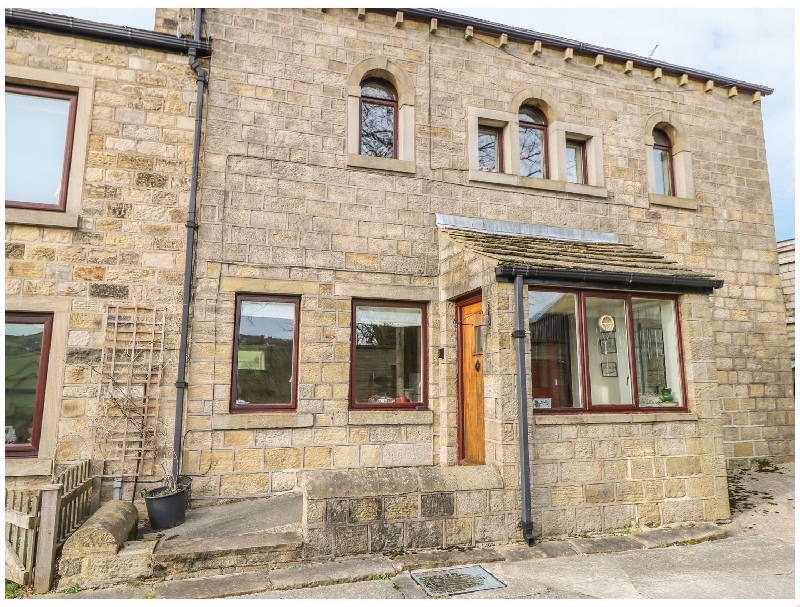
[{"x1": 474, "y1": 360, "x2": 481, "y2": 372}]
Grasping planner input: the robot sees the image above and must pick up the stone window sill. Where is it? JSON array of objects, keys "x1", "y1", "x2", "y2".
[
  {"x1": 5, "y1": 457, "x2": 53, "y2": 477},
  {"x1": 470, "y1": 171, "x2": 608, "y2": 198},
  {"x1": 649, "y1": 193, "x2": 698, "y2": 210},
  {"x1": 212, "y1": 413, "x2": 314, "y2": 430},
  {"x1": 5, "y1": 207, "x2": 80, "y2": 228},
  {"x1": 349, "y1": 410, "x2": 434, "y2": 425},
  {"x1": 533, "y1": 411, "x2": 698, "y2": 424},
  {"x1": 347, "y1": 153, "x2": 415, "y2": 174}
]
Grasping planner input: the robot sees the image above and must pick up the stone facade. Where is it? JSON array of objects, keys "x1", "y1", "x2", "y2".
[
  {"x1": 6, "y1": 7, "x2": 793, "y2": 545},
  {"x1": 4, "y1": 22, "x2": 200, "y2": 495},
  {"x1": 777, "y1": 238, "x2": 794, "y2": 357}
]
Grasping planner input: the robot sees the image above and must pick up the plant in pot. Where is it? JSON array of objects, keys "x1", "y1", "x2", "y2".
[{"x1": 141, "y1": 455, "x2": 191, "y2": 531}]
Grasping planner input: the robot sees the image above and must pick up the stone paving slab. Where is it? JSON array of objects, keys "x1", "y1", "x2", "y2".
[
  {"x1": 154, "y1": 530, "x2": 301, "y2": 560},
  {"x1": 268, "y1": 554, "x2": 394, "y2": 590},
  {"x1": 569, "y1": 535, "x2": 644, "y2": 554},
  {"x1": 391, "y1": 547, "x2": 503, "y2": 572},
  {"x1": 498, "y1": 540, "x2": 577, "y2": 561}
]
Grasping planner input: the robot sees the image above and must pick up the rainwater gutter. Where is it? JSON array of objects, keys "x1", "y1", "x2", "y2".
[
  {"x1": 513, "y1": 274, "x2": 535, "y2": 546},
  {"x1": 172, "y1": 7, "x2": 207, "y2": 479},
  {"x1": 496, "y1": 265, "x2": 723, "y2": 295},
  {"x1": 4, "y1": 8, "x2": 211, "y2": 57}
]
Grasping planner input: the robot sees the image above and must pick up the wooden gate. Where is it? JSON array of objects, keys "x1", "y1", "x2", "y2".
[{"x1": 4, "y1": 461, "x2": 100, "y2": 593}]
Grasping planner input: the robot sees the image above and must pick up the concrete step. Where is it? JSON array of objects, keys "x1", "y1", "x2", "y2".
[{"x1": 151, "y1": 530, "x2": 303, "y2": 581}]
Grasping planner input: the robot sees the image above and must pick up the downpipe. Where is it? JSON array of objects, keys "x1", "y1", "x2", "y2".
[
  {"x1": 513, "y1": 274, "x2": 535, "y2": 546},
  {"x1": 172, "y1": 7, "x2": 207, "y2": 479}
]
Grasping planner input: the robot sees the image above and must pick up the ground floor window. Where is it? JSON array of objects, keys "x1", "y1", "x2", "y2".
[
  {"x1": 351, "y1": 300, "x2": 426, "y2": 409},
  {"x1": 231, "y1": 295, "x2": 299, "y2": 411},
  {"x1": 529, "y1": 289, "x2": 685, "y2": 411},
  {"x1": 6, "y1": 313, "x2": 53, "y2": 457}
]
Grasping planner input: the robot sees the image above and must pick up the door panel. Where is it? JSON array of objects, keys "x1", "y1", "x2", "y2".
[{"x1": 459, "y1": 299, "x2": 484, "y2": 464}]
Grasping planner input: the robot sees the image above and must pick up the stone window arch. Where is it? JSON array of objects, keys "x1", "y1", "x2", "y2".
[
  {"x1": 645, "y1": 112, "x2": 695, "y2": 208},
  {"x1": 347, "y1": 57, "x2": 415, "y2": 173}
]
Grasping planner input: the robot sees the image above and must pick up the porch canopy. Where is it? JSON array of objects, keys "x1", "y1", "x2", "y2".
[{"x1": 437, "y1": 214, "x2": 723, "y2": 295}]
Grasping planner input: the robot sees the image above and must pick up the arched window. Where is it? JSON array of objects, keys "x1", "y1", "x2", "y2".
[
  {"x1": 519, "y1": 106, "x2": 548, "y2": 179},
  {"x1": 652, "y1": 128, "x2": 675, "y2": 197},
  {"x1": 360, "y1": 79, "x2": 397, "y2": 159}
]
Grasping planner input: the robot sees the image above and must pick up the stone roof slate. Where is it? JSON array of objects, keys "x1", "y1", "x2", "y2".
[{"x1": 443, "y1": 228, "x2": 713, "y2": 279}]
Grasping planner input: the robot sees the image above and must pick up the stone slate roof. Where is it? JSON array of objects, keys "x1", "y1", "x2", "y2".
[{"x1": 443, "y1": 228, "x2": 713, "y2": 279}]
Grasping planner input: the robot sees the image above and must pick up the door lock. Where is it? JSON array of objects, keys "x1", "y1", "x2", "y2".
[{"x1": 474, "y1": 360, "x2": 481, "y2": 372}]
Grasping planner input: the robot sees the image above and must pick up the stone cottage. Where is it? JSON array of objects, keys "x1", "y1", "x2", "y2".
[{"x1": 5, "y1": 8, "x2": 793, "y2": 554}]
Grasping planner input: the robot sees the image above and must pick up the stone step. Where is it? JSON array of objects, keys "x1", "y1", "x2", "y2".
[{"x1": 151, "y1": 530, "x2": 303, "y2": 581}]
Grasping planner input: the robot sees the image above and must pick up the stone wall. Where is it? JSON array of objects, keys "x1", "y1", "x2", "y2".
[
  {"x1": 4, "y1": 25, "x2": 198, "y2": 491},
  {"x1": 299, "y1": 465, "x2": 515, "y2": 557},
  {"x1": 777, "y1": 239, "x2": 795, "y2": 356}
]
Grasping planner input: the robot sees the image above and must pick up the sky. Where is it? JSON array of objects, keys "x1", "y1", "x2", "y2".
[{"x1": 31, "y1": 6, "x2": 796, "y2": 241}]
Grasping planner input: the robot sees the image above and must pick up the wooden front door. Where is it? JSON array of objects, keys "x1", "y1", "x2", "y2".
[{"x1": 458, "y1": 297, "x2": 484, "y2": 464}]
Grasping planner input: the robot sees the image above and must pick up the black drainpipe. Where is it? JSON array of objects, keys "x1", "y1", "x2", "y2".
[
  {"x1": 172, "y1": 7, "x2": 207, "y2": 479},
  {"x1": 513, "y1": 274, "x2": 535, "y2": 546}
]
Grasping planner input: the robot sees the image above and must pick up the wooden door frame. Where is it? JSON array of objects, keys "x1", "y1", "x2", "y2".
[{"x1": 455, "y1": 290, "x2": 482, "y2": 464}]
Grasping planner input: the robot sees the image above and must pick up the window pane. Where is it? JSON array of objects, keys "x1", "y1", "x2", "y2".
[
  {"x1": 5, "y1": 322, "x2": 45, "y2": 445},
  {"x1": 566, "y1": 141, "x2": 585, "y2": 184},
  {"x1": 354, "y1": 305, "x2": 422, "y2": 404},
  {"x1": 585, "y1": 297, "x2": 633, "y2": 406},
  {"x1": 520, "y1": 126, "x2": 544, "y2": 178},
  {"x1": 529, "y1": 291, "x2": 581, "y2": 409},
  {"x1": 519, "y1": 107, "x2": 545, "y2": 125},
  {"x1": 6, "y1": 91, "x2": 71, "y2": 206},
  {"x1": 478, "y1": 128, "x2": 499, "y2": 172},
  {"x1": 653, "y1": 129, "x2": 670, "y2": 146},
  {"x1": 633, "y1": 298, "x2": 682, "y2": 407},
  {"x1": 360, "y1": 101, "x2": 395, "y2": 158},
  {"x1": 653, "y1": 148, "x2": 673, "y2": 196},
  {"x1": 361, "y1": 81, "x2": 395, "y2": 100},
  {"x1": 235, "y1": 300, "x2": 296, "y2": 407}
]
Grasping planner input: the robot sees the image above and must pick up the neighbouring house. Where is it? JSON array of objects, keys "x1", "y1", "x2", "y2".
[
  {"x1": 5, "y1": 8, "x2": 794, "y2": 555},
  {"x1": 4, "y1": 9, "x2": 209, "y2": 495},
  {"x1": 777, "y1": 238, "x2": 795, "y2": 373}
]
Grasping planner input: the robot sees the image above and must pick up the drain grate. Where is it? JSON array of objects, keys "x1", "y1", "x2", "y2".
[{"x1": 411, "y1": 565, "x2": 506, "y2": 596}]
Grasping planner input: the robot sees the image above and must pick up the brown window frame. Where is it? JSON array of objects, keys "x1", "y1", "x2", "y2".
[
  {"x1": 5, "y1": 312, "x2": 54, "y2": 458},
  {"x1": 653, "y1": 128, "x2": 677, "y2": 197},
  {"x1": 519, "y1": 108, "x2": 549, "y2": 179},
  {"x1": 477, "y1": 125, "x2": 504, "y2": 173},
  {"x1": 5, "y1": 83, "x2": 78, "y2": 213},
  {"x1": 230, "y1": 294, "x2": 300, "y2": 413},
  {"x1": 359, "y1": 78, "x2": 398, "y2": 160},
  {"x1": 528, "y1": 287, "x2": 688, "y2": 414},
  {"x1": 565, "y1": 138, "x2": 588, "y2": 185},
  {"x1": 350, "y1": 299, "x2": 428, "y2": 411}
]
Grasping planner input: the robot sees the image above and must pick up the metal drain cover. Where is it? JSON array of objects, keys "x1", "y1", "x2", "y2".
[{"x1": 411, "y1": 565, "x2": 506, "y2": 596}]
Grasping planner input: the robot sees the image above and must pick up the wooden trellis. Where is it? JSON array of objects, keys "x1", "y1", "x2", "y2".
[{"x1": 94, "y1": 305, "x2": 166, "y2": 478}]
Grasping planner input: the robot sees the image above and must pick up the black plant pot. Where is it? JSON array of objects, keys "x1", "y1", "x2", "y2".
[{"x1": 143, "y1": 485, "x2": 189, "y2": 531}]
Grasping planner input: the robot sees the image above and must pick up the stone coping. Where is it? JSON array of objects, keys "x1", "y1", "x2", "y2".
[
  {"x1": 299, "y1": 465, "x2": 503, "y2": 500},
  {"x1": 533, "y1": 412, "x2": 699, "y2": 425},
  {"x1": 348, "y1": 410, "x2": 433, "y2": 426},
  {"x1": 62, "y1": 501, "x2": 138, "y2": 556}
]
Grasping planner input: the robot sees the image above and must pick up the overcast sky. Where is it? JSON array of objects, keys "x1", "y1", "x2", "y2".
[{"x1": 34, "y1": 7, "x2": 795, "y2": 240}]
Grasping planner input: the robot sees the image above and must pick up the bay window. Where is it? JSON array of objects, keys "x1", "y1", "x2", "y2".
[
  {"x1": 351, "y1": 300, "x2": 426, "y2": 409},
  {"x1": 529, "y1": 289, "x2": 685, "y2": 411}
]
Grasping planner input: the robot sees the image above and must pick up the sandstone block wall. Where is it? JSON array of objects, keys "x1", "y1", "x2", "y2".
[
  {"x1": 166, "y1": 7, "x2": 792, "y2": 497},
  {"x1": 777, "y1": 239, "x2": 794, "y2": 356}
]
